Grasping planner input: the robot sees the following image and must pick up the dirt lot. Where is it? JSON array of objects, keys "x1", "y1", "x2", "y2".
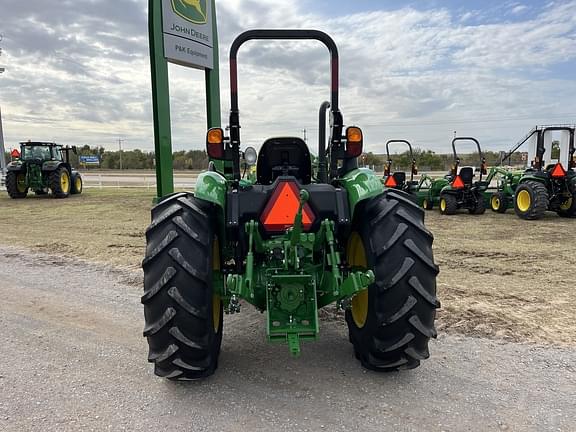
[{"x1": 0, "y1": 188, "x2": 574, "y2": 346}]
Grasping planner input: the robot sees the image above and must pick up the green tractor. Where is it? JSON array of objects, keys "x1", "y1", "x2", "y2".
[
  {"x1": 483, "y1": 166, "x2": 523, "y2": 213},
  {"x1": 383, "y1": 139, "x2": 419, "y2": 198},
  {"x1": 436, "y1": 137, "x2": 488, "y2": 215},
  {"x1": 6, "y1": 141, "x2": 83, "y2": 199},
  {"x1": 142, "y1": 30, "x2": 439, "y2": 380},
  {"x1": 510, "y1": 126, "x2": 576, "y2": 219},
  {"x1": 416, "y1": 173, "x2": 449, "y2": 211}
]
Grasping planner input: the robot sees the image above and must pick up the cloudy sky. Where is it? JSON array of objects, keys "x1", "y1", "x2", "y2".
[{"x1": 0, "y1": 0, "x2": 575, "y2": 154}]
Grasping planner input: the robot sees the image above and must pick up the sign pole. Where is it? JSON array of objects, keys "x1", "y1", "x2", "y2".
[
  {"x1": 0, "y1": 106, "x2": 6, "y2": 178},
  {"x1": 205, "y1": 0, "x2": 221, "y2": 129},
  {"x1": 149, "y1": 0, "x2": 174, "y2": 199}
]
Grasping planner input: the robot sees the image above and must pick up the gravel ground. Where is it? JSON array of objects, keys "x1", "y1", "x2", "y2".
[{"x1": 0, "y1": 246, "x2": 575, "y2": 432}]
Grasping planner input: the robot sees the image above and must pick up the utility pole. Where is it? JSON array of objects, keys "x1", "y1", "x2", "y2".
[
  {"x1": 118, "y1": 138, "x2": 125, "y2": 170},
  {"x1": 302, "y1": 128, "x2": 307, "y2": 143},
  {"x1": 0, "y1": 34, "x2": 6, "y2": 181}
]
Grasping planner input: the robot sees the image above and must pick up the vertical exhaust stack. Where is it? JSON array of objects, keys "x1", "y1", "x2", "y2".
[{"x1": 318, "y1": 101, "x2": 331, "y2": 183}]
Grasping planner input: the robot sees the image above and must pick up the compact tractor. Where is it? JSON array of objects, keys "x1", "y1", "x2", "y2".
[
  {"x1": 6, "y1": 142, "x2": 83, "y2": 199},
  {"x1": 483, "y1": 167, "x2": 523, "y2": 213},
  {"x1": 506, "y1": 126, "x2": 576, "y2": 219},
  {"x1": 383, "y1": 139, "x2": 419, "y2": 198},
  {"x1": 417, "y1": 137, "x2": 487, "y2": 214},
  {"x1": 142, "y1": 30, "x2": 439, "y2": 380}
]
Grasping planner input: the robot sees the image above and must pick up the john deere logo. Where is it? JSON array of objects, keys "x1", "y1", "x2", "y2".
[{"x1": 171, "y1": 0, "x2": 208, "y2": 25}]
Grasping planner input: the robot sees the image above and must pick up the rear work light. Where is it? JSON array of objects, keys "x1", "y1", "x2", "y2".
[
  {"x1": 452, "y1": 175, "x2": 465, "y2": 189},
  {"x1": 345, "y1": 126, "x2": 363, "y2": 157},
  {"x1": 551, "y1": 163, "x2": 566, "y2": 178},
  {"x1": 206, "y1": 128, "x2": 224, "y2": 159},
  {"x1": 261, "y1": 181, "x2": 315, "y2": 232}
]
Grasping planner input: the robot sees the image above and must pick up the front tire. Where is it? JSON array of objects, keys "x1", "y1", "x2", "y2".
[
  {"x1": 6, "y1": 171, "x2": 28, "y2": 199},
  {"x1": 142, "y1": 193, "x2": 223, "y2": 380},
  {"x1": 514, "y1": 181, "x2": 548, "y2": 220},
  {"x1": 345, "y1": 190, "x2": 440, "y2": 371},
  {"x1": 49, "y1": 167, "x2": 71, "y2": 198},
  {"x1": 490, "y1": 192, "x2": 508, "y2": 213},
  {"x1": 71, "y1": 173, "x2": 83, "y2": 195},
  {"x1": 422, "y1": 198, "x2": 433, "y2": 210}
]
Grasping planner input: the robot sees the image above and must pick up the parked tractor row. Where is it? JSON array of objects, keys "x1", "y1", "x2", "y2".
[{"x1": 382, "y1": 126, "x2": 576, "y2": 220}]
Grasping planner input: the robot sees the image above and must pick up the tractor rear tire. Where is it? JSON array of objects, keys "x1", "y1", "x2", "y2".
[
  {"x1": 557, "y1": 193, "x2": 576, "y2": 218},
  {"x1": 142, "y1": 193, "x2": 223, "y2": 380},
  {"x1": 439, "y1": 194, "x2": 458, "y2": 215},
  {"x1": 71, "y1": 173, "x2": 83, "y2": 195},
  {"x1": 469, "y1": 194, "x2": 486, "y2": 215},
  {"x1": 345, "y1": 189, "x2": 440, "y2": 372},
  {"x1": 514, "y1": 181, "x2": 548, "y2": 220},
  {"x1": 422, "y1": 198, "x2": 433, "y2": 210},
  {"x1": 49, "y1": 167, "x2": 71, "y2": 198},
  {"x1": 490, "y1": 192, "x2": 508, "y2": 213},
  {"x1": 5, "y1": 171, "x2": 28, "y2": 199}
]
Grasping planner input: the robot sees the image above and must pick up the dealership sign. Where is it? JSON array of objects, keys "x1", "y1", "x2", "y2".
[{"x1": 162, "y1": 0, "x2": 214, "y2": 70}]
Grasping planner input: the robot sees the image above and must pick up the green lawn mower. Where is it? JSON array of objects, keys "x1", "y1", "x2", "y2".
[
  {"x1": 6, "y1": 142, "x2": 83, "y2": 199},
  {"x1": 510, "y1": 126, "x2": 576, "y2": 219},
  {"x1": 142, "y1": 30, "x2": 439, "y2": 380},
  {"x1": 383, "y1": 140, "x2": 419, "y2": 199}
]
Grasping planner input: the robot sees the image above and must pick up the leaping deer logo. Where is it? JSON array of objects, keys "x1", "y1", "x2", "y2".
[{"x1": 172, "y1": 0, "x2": 208, "y2": 24}]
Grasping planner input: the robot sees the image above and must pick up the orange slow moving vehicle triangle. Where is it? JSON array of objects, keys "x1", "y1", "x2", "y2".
[
  {"x1": 452, "y1": 175, "x2": 465, "y2": 189},
  {"x1": 261, "y1": 181, "x2": 315, "y2": 231},
  {"x1": 385, "y1": 176, "x2": 398, "y2": 188},
  {"x1": 551, "y1": 163, "x2": 566, "y2": 178}
]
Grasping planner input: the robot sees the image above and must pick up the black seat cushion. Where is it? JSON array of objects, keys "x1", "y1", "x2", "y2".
[{"x1": 257, "y1": 137, "x2": 312, "y2": 185}]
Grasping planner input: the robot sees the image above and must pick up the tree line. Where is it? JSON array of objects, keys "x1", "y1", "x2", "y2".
[{"x1": 2, "y1": 142, "x2": 551, "y2": 171}]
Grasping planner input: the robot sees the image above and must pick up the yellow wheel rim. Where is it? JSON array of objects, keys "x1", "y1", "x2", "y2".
[
  {"x1": 60, "y1": 171, "x2": 70, "y2": 192},
  {"x1": 347, "y1": 232, "x2": 369, "y2": 328},
  {"x1": 212, "y1": 238, "x2": 221, "y2": 332},
  {"x1": 491, "y1": 196, "x2": 501, "y2": 211},
  {"x1": 516, "y1": 190, "x2": 531, "y2": 213},
  {"x1": 75, "y1": 177, "x2": 82, "y2": 192},
  {"x1": 16, "y1": 174, "x2": 27, "y2": 193},
  {"x1": 440, "y1": 198, "x2": 447, "y2": 212},
  {"x1": 560, "y1": 197, "x2": 573, "y2": 211},
  {"x1": 422, "y1": 199, "x2": 428, "y2": 209}
]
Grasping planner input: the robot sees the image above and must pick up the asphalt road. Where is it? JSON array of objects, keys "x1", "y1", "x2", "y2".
[{"x1": 0, "y1": 246, "x2": 574, "y2": 432}]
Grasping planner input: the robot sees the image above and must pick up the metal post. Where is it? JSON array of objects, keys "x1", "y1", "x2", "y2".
[
  {"x1": 149, "y1": 0, "x2": 174, "y2": 199},
  {"x1": 118, "y1": 138, "x2": 125, "y2": 170},
  {"x1": 0, "y1": 107, "x2": 6, "y2": 178},
  {"x1": 205, "y1": 0, "x2": 221, "y2": 129}
]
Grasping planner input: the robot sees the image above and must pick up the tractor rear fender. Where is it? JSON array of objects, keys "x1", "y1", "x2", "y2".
[
  {"x1": 41, "y1": 161, "x2": 68, "y2": 172},
  {"x1": 518, "y1": 175, "x2": 547, "y2": 186},
  {"x1": 194, "y1": 171, "x2": 228, "y2": 209},
  {"x1": 338, "y1": 168, "x2": 384, "y2": 215},
  {"x1": 6, "y1": 161, "x2": 25, "y2": 172}
]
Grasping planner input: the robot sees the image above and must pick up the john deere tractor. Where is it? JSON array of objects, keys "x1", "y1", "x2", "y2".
[
  {"x1": 437, "y1": 137, "x2": 488, "y2": 215},
  {"x1": 142, "y1": 30, "x2": 439, "y2": 380},
  {"x1": 383, "y1": 139, "x2": 419, "y2": 198},
  {"x1": 6, "y1": 142, "x2": 83, "y2": 199},
  {"x1": 511, "y1": 126, "x2": 576, "y2": 219}
]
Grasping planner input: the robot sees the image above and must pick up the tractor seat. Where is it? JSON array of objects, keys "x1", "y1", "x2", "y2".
[
  {"x1": 459, "y1": 167, "x2": 474, "y2": 185},
  {"x1": 393, "y1": 172, "x2": 406, "y2": 186},
  {"x1": 257, "y1": 137, "x2": 312, "y2": 185}
]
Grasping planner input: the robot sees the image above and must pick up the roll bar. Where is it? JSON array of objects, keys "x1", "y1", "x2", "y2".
[
  {"x1": 452, "y1": 137, "x2": 486, "y2": 181},
  {"x1": 228, "y1": 30, "x2": 342, "y2": 182},
  {"x1": 317, "y1": 101, "x2": 331, "y2": 183},
  {"x1": 385, "y1": 140, "x2": 417, "y2": 182}
]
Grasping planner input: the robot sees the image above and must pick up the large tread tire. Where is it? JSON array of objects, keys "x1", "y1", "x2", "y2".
[
  {"x1": 490, "y1": 192, "x2": 508, "y2": 214},
  {"x1": 49, "y1": 167, "x2": 71, "y2": 198},
  {"x1": 142, "y1": 192, "x2": 223, "y2": 380},
  {"x1": 71, "y1": 173, "x2": 83, "y2": 195},
  {"x1": 514, "y1": 181, "x2": 548, "y2": 220},
  {"x1": 439, "y1": 193, "x2": 458, "y2": 215},
  {"x1": 345, "y1": 189, "x2": 440, "y2": 372},
  {"x1": 5, "y1": 171, "x2": 28, "y2": 199},
  {"x1": 557, "y1": 193, "x2": 576, "y2": 218}
]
